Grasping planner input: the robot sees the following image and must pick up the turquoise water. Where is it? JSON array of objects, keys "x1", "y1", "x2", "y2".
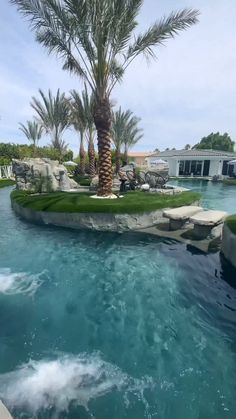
[
  {"x1": 0, "y1": 187, "x2": 236, "y2": 419},
  {"x1": 168, "y1": 179, "x2": 236, "y2": 214}
]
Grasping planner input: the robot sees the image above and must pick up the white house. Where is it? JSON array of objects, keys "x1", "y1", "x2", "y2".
[{"x1": 146, "y1": 149, "x2": 236, "y2": 178}]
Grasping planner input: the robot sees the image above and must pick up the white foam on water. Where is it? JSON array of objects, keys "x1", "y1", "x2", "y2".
[
  {"x1": 0, "y1": 354, "x2": 153, "y2": 418},
  {"x1": 0, "y1": 268, "x2": 44, "y2": 296}
]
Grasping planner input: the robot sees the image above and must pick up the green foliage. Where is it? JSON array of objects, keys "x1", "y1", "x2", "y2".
[
  {"x1": 0, "y1": 142, "x2": 73, "y2": 162},
  {"x1": 225, "y1": 214, "x2": 236, "y2": 234},
  {"x1": 11, "y1": 189, "x2": 201, "y2": 214},
  {"x1": 194, "y1": 132, "x2": 235, "y2": 152},
  {"x1": 0, "y1": 179, "x2": 15, "y2": 188},
  {"x1": 73, "y1": 175, "x2": 91, "y2": 187}
]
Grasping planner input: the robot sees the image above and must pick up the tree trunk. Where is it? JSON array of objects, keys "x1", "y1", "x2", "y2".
[
  {"x1": 115, "y1": 147, "x2": 121, "y2": 174},
  {"x1": 79, "y1": 133, "x2": 86, "y2": 176},
  {"x1": 94, "y1": 97, "x2": 113, "y2": 196},
  {"x1": 88, "y1": 135, "x2": 96, "y2": 177}
]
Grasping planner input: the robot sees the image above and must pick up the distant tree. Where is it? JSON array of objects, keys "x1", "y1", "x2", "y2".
[
  {"x1": 0, "y1": 142, "x2": 73, "y2": 164},
  {"x1": 165, "y1": 148, "x2": 170, "y2": 151},
  {"x1": 154, "y1": 148, "x2": 160, "y2": 153},
  {"x1": 172, "y1": 147, "x2": 176, "y2": 150},
  {"x1": 184, "y1": 144, "x2": 191, "y2": 150},
  {"x1": 19, "y1": 120, "x2": 43, "y2": 155},
  {"x1": 31, "y1": 89, "x2": 70, "y2": 155},
  {"x1": 193, "y1": 132, "x2": 235, "y2": 152}
]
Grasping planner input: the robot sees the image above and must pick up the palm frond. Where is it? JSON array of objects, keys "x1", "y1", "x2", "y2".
[{"x1": 126, "y1": 8, "x2": 199, "y2": 62}]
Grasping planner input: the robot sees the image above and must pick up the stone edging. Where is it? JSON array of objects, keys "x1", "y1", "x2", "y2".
[
  {"x1": 11, "y1": 199, "x2": 166, "y2": 232},
  {"x1": 221, "y1": 223, "x2": 236, "y2": 269}
]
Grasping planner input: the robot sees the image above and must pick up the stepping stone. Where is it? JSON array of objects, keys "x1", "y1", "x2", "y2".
[
  {"x1": 163, "y1": 206, "x2": 203, "y2": 230},
  {"x1": 190, "y1": 210, "x2": 227, "y2": 239}
]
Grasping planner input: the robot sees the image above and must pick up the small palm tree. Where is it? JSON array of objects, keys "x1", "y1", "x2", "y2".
[
  {"x1": 70, "y1": 86, "x2": 96, "y2": 177},
  {"x1": 122, "y1": 115, "x2": 144, "y2": 165},
  {"x1": 19, "y1": 120, "x2": 43, "y2": 154},
  {"x1": 31, "y1": 89, "x2": 70, "y2": 155},
  {"x1": 70, "y1": 90, "x2": 87, "y2": 176},
  {"x1": 112, "y1": 108, "x2": 133, "y2": 173},
  {"x1": 12, "y1": 0, "x2": 199, "y2": 196}
]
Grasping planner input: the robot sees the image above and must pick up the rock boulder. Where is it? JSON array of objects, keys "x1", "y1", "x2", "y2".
[{"x1": 12, "y1": 158, "x2": 78, "y2": 193}]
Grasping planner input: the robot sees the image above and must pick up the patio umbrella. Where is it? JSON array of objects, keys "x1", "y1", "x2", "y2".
[
  {"x1": 227, "y1": 159, "x2": 236, "y2": 165},
  {"x1": 64, "y1": 161, "x2": 77, "y2": 166},
  {"x1": 151, "y1": 158, "x2": 168, "y2": 165}
]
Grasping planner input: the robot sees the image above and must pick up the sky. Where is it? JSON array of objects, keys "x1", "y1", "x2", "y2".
[{"x1": 0, "y1": 0, "x2": 236, "y2": 156}]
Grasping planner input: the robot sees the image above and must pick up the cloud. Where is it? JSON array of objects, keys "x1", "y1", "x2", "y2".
[{"x1": 0, "y1": 0, "x2": 236, "y2": 153}]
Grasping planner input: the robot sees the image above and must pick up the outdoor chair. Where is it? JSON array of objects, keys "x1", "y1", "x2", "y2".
[
  {"x1": 145, "y1": 171, "x2": 167, "y2": 189},
  {"x1": 136, "y1": 170, "x2": 146, "y2": 186}
]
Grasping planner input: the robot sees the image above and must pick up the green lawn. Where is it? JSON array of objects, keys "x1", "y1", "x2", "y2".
[
  {"x1": 225, "y1": 214, "x2": 236, "y2": 234},
  {"x1": 11, "y1": 190, "x2": 201, "y2": 214},
  {"x1": 223, "y1": 178, "x2": 236, "y2": 186},
  {"x1": 0, "y1": 179, "x2": 15, "y2": 188}
]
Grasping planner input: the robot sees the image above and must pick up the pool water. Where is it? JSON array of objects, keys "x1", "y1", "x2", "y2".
[
  {"x1": 0, "y1": 187, "x2": 236, "y2": 419},
  {"x1": 168, "y1": 179, "x2": 236, "y2": 214}
]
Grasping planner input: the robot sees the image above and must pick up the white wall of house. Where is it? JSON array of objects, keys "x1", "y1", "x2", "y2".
[{"x1": 146, "y1": 156, "x2": 233, "y2": 177}]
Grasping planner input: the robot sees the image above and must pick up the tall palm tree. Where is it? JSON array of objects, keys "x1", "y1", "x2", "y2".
[
  {"x1": 19, "y1": 120, "x2": 43, "y2": 153},
  {"x1": 70, "y1": 90, "x2": 87, "y2": 176},
  {"x1": 11, "y1": 0, "x2": 199, "y2": 196},
  {"x1": 122, "y1": 115, "x2": 144, "y2": 165},
  {"x1": 31, "y1": 89, "x2": 70, "y2": 155},
  {"x1": 112, "y1": 108, "x2": 133, "y2": 173}
]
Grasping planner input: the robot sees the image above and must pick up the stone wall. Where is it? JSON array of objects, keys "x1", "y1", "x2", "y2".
[
  {"x1": 11, "y1": 199, "x2": 165, "y2": 232},
  {"x1": 12, "y1": 158, "x2": 78, "y2": 193},
  {"x1": 221, "y1": 223, "x2": 236, "y2": 269}
]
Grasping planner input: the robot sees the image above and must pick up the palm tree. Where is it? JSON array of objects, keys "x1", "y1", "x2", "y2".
[
  {"x1": 112, "y1": 108, "x2": 137, "y2": 173},
  {"x1": 11, "y1": 0, "x2": 199, "y2": 196},
  {"x1": 70, "y1": 90, "x2": 87, "y2": 176},
  {"x1": 31, "y1": 89, "x2": 70, "y2": 155},
  {"x1": 122, "y1": 115, "x2": 144, "y2": 165},
  {"x1": 71, "y1": 84, "x2": 96, "y2": 177},
  {"x1": 19, "y1": 120, "x2": 43, "y2": 154}
]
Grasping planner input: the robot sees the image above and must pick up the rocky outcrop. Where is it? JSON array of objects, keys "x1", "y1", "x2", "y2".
[
  {"x1": 221, "y1": 223, "x2": 236, "y2": 269},
  {"x1": 12, "y1": 158, "x2": 78, "y2": 193}
]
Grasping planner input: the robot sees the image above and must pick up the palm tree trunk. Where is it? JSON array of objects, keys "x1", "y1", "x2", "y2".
[
  {"x1": 88, "y1": 137, "x2": 96, "y2": 177},
  {"x1": 94, "y1": 97, "x2": 113, "y2": 196},
  {"x1": 115, "y1": 147, "x2": 121, "y2": 174},
  {"x1": 79, "y1": 133, "x2": 86, "y2": 176}
]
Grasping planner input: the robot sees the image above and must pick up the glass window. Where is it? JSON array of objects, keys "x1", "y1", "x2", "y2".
[{"x1": 179, "y1": 161, "x2": 184, "y2": 175}]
